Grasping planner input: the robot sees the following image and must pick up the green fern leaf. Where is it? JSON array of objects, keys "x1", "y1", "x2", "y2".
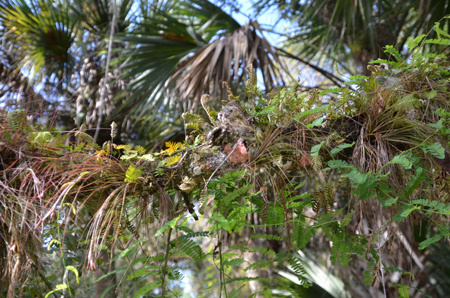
[
  {"x1": 132, "y1": 281, "x2": 162, "y2": 298},
  {"x1": 125, "y1": 165, "x2": 143, "y2": 182},
  {"x1": 135, "y1": 145, "x2": 146, "y2": 155},
  {"x1": 175, "y1": 236, "x2": 205, "y2": 261}
]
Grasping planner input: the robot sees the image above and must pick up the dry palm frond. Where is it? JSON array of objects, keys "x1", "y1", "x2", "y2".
[{"x1": 168, "y1": 21, "x2": 288, "y2": 111}]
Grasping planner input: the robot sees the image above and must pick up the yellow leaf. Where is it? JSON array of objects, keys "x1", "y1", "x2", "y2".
[
  {"x1": 165, "y1": 155, "x2": 181, "y2": 167},
  {"x1": 95, "y1": 150, "x2": 107, "y2": 162},
  {"x1": 117, "y1": 144, "x2": 132, "y2": 151},
  {"x1": 164, "y1": 141, "x2": 180, "y2": 156}
]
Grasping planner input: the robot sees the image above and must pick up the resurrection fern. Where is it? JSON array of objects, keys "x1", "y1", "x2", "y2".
[
  {"x1": 163, "y1": 141, "x2": 180, "y2": 156},
  {"x1": 164, "y1": 155, "x2": 181, "y2": 167},
  {"x1": 183, "y1": 112, "x2": 205, "y2": 133},
  {"x1": 6, "y1": 109, "x2": 26, "y2": 130},
  {"x1": 124, "y1": 165, "x2": 143, "y2": 182}
]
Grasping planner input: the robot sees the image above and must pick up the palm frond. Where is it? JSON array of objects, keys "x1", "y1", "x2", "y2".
[
  {"x1": 265, "y1": 0, "x2": 450, "y2": 75},
  {"x1": 114, "y1": 0, "x2": 287, "y2": 128},
  {"x1": 116, "y1": 32, "x2": 200, "y2": 118},
  {"x1": 169, "y1": 20, "x2": 287, "y2": 111},
  {"x1": 71, "y1": 0, "x2": 133, "y2": 33},
  {"x1": 0, "y1": 0, "x2": 76, "y2": 83}
]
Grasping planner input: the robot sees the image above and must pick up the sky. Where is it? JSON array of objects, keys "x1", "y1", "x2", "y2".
[{"x1": 223, "y1": 0, "x2": 289, "y2": 46}]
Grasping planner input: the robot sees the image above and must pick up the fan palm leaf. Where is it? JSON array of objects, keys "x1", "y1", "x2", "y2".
[
  {"x1": 71, "y1": 0, "x2": 133, "y2": 33},
  {"x1": 262, "y1": 0, "x2": 450, "y2": 74},
  {"x1": 169, "y1": 20, "x2": 287, "y2": 111},
  {"x1": 0, "y1": 0, "x2": 76, "y2": 84},
  {"x1": 116, "y1": 0, "x2": 287, "y2": 123}
]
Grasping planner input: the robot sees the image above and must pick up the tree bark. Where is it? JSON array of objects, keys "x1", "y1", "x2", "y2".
[{"x1": 94, "y1": 251, "x2": 117, "y2": 298}]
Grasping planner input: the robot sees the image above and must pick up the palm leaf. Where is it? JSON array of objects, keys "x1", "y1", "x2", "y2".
[
  {"x1": 0, "y1": 0, "x2": 76, "y2": 83},
  {"x1": 169, "y1": 20, "x2": 287, "y2": 111},
  {"x1": 71, "y1": 0, "x2": 133, "y2": 33},
  {"x1": 262, "y1": 0, "x2": 450, "y2": 75},
  {"x1": 115, "y1": 0, "x2": 287, "y2": 124}
]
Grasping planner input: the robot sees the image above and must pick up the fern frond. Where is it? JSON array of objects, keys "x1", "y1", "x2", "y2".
[
  {"x1": 168, "y1": 268, "x2": 184, "y2": 281},
  {"x1": 245, "y1": 64, "x2": 258, "y2": 96},
  {"x1": 185, "y1": 231, "x2": 210, "y2": 238},
  {"x1": 164, "y1": 141, "x2": 180, "y2": 156},
  {"x1": 324, "y1": 184, "x2": 336, "y2": 210},
  {"x1": 245, "y1": 259, "x2": 275, "y2": 271},
  {"x1": 337, "y1": 176, "x2": 349, "y2": 188},
  {"x1": 261, "y1": 202, "x2": 268, "y2": 222},
  {"x1": 222, "y1": 184, "x2": 253, "y2": 206},
  {"x1": 6, "y1": 110, "x2": 25, "y2": 130},
  {"x1": 310, "y1": 155, "x2": 322, "y2": 172},
  {"x1": 222, "y1": 81, "x2": 239, "y2": 101},
  {"x1": 165, "y1": 155, "x2": 181, "y2": 167},
  {"x1": 135, "y1": 145, "x2": 146, "y2": 155},
  {"x1": 285, "y1": 285, "x2": 302, "y2": 298},
  {"x1": 140, "y1": 153, "x2": 155, "y2": 161},
  {"x1": 117, "y1": 144, "x2": 132, "y2": 151},
  {"x1": 312, "y1": 201, "x2": 322, "y2": 213},
  {"x1": 223, "y1": 276, "x2": 271, "y2": 285},
  {"x1": 249, "y1": 234, "x2": 283, "y2": 241},
  {"x1": 132, "y1": 281, "x2": 163, "y2": 297},
  {"x1": 185, "y1": 122, "x2": 200, "y2": 131},
  {"x1": 208, "y1": 110, "x2": 218, "y2": 122},
  {"x1": 175, "y1": 236, "x2": 205, "y2": 261},
  {"x1": 183, "y1": 112, "x2": 203, "y2": 123},
  {"x1": 312, "y1": 190, "x2": 325, "y2": 213},
  {"x1": 125, "y1": 165, "x2": 143, "y2": 182}
]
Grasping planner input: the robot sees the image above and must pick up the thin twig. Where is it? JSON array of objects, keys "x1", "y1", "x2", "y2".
[
  {"x1": 218, "y1": 228, "x2": 227, "y2": 298},
  {"x1": 277, "y1": 47, "x2": 347, "y2": 88},
  {"x1": 160, "y1": 227, "x2": 173, "y2": 297},
  {"x1": 94, "y1": 0, "x2": 116, "y2": 142}
]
